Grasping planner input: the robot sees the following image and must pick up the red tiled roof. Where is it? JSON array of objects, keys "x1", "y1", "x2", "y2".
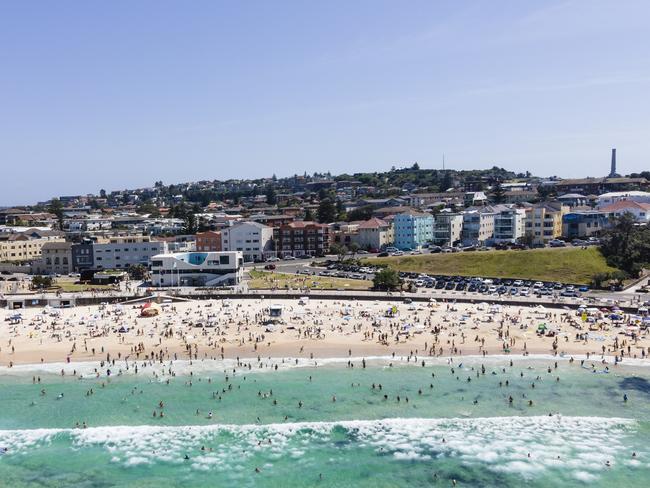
[
  {"x1": 600, "y1": 200, "x2": 650, "y2": 212},
  {"x1": 357, "y1": 217, "x2": 388, "y2": 229}
]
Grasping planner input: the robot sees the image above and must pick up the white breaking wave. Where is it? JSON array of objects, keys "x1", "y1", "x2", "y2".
[
  {"x1": 0, "y1": 416, "x2": 645, "y2": 480},
  {"x1": 1, "y1": 353, "x2": 649, "y2": 379}
]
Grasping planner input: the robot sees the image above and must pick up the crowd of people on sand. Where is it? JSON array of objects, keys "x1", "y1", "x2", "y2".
[{"x1": 2, "y1": 296, "x2": 649, "y2": 368}]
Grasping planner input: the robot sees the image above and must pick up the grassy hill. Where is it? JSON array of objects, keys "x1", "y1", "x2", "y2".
[{"x1": 364, "y1": 247, "x2": 617, "y2": 284}]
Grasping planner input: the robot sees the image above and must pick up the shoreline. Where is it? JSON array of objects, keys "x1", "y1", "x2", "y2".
[{"x1": 1, "y1": 353, "x2": 648, "y2": 377}]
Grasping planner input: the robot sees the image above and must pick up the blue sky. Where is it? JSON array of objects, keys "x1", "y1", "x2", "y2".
[{"x1": 1, "y1": 0, "x2": 649, "y2": 205}]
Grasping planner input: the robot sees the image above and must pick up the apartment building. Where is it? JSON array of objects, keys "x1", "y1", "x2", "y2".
[
  {"x1": 461, "y1": 208, "x2": 496, "y2": 246},
  {"x1": 273, "y1": 221, "x2": 330, "y2": 257},
  {"x1": 524, "y1": 202, "x2": 568, "y2": 246},
  {"x1": 393, "y1": 211, "x2": 434, "y2": 250},
  {"x1": 598, "y1": 200, "x2": 650, "y2": 223},
  {"x1": 222, "y1": 221, "x2": 274, "y2": 262},
  {"x1": 35, "y1": 241, "x2": 74, "y2": 275},
  {"x1": 195, "y1": 231, "x2": 222, "y2": 252},
  {"x1": 596, "y1": 191, "x2": 650, "y2": 208},
  {"x1": 71, "y1": 240, "x2": 94, "y2": 272},
  {"x1": 562, "y1": 211, "x2": 609, "y2": 239},
  {"x1": 432, "y1": 212, "x2": 463, "y2": 247},
  {"x1": 492, "y1": 206, "x2": 526, "y2": 243},
  {"x1": 93, "y1": 235, "x2": 167, "y2": 270},
  {"x1": 150, "y1": 251, "x2": 243, "y2": 287},
  {"x1": 0, "y1": 231, "x2": 64, "y2": 263},
  {"x1": 352, "y1": 218, "x2": 393, "y2": 251}
]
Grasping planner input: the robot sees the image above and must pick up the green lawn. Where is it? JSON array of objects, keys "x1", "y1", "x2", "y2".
[
  {"x1": 363, "y1": 247, "x2": 617, "y2": 284},
  {"x1": 248, "y1": 270, "x2": 372, "y2": 290},
  {"x1": 54, "y1": 280, "x2": 117, "y2": 292}
]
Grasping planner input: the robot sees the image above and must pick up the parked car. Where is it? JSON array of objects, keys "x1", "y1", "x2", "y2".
[{"x1": 264, "y1": 264, "x2": 276, "y2": 270}]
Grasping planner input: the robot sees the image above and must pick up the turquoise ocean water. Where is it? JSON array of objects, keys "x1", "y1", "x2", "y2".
[{"x1": 1, "y1": 356, "x2": 649, "y2": 487}]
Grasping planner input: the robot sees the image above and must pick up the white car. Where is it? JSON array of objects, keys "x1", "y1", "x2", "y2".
[
  {"x1": 513, "y1": 280, "x2": 523, "y2": 286},
  {"x1": 519, "y1": 288, "x2": 530, "y2": 296},
  {"x1": 391, "y1": 251, "x2": 404, "y2": 256},
  {"x1": 283, "y1": 256, "x2": 297, "y2": 260},
  {"x1": 533, "y1": 281, "x2": 543, "y2": 289},
  {"x1": 266, "y1": 257, "x2": 280, "y2": 262}
]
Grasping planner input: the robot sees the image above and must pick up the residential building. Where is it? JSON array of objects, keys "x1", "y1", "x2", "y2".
[
  {"x1": 461, "y1": 208, "x2": 496, "y2": 246},
  {"x1": 504, "y1": 190, "x2": 538, "y2": 204},
  {"x1": 553, "y1": 177, "x2": 649, "y2": 195},
  {"x1": 596, "y1": 191, "x2": 650, "y2": 208},
  {"x1": 432, "y1": 212, "x2": 463, "y2": 247},
  {"x1": 222, "y1": 221, "x2": 274, "y2": 262},
  {"x1": 493, "y1": 206, "x2": 526, "y2": 243},
  {"x1": 36, "y1": 242, "x2": 73, "y2": 275},
  {"x1": 0, "y1": 231, "x2": 64, "y2": 263},
  {"x1": 93, "y1": 235, "x2": 167, "y2": 270},
  {"x1": 273, "y1": 221, "x2": 330, "y2": 257},
  {"x1": 598, "y1": 200, "x2": 650, "y2": 223},
  {"x1": 464, "y1": 192, "x2": 488, "y2": 207},
  {"x1": 524, "y1": 202, "x2": 568, "y2": 246},
  {"x1": 150, "y1": 251, "x2": 244, "y2": 287},
  {"x1": 329, "y1": 222, "x2": 360, "y2": 248},
  {"x1": 562, "y1": 211, "x2": 610, "y2": 239},
  {"x1": 195, "y1": 231, "x2": 222, "y2": 252},
  {"x1": 71, "y1": 240, "x2": 94, "y2": 272},
  {"x1": 557, "y1": 193, "x2": 588, "y2": 208},
  {"x1": 353, "y1": 218, "x2": 393, "y2": 250},
  {"x1": 393, "y1": 211, "x2": 434, "y2": 250}
]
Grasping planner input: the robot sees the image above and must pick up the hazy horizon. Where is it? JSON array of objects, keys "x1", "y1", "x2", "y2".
[{"x1": 1, "y1": 0, "x2": 649, "y2": 206}]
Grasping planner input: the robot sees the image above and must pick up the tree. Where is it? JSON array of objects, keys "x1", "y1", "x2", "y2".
[
  {"x1": 600, "y1": 212, "x2": 649, "y2": 277},
  {"x1": 183, "y1": 212, "x2": 198, "y2": 234},
  {"x1": 412, "y1": 162, "x2": 420, "y2": 170},
  {"x1": 128, "y1": 264, "x2": 148, "y2": 281},
  {"x1": 347, "y1": 242, "x2": 360, "y2": 259},
  {"x1": 329, "y1": 243, "x2": 347, "y2": 261},
  {"x1": 372, "y1": 268, "x2": 401, "y2": 291},
  {"x1": 47, "y1": 198, "x2": 65, "y2": 230},
  {"x1": 31, "y1": 275, "x2": 53, "y2": 289},
  {"x1": 440, "y1": 171, "x2": 453, "y2": 191},
  {"x1": 99, "y1": 189, "x2": 107, "y2": 198},
  {"x1": 265, "y1": 186, "x2": 277, "y2": 206},
  {"x1": 490, "y1": 181, "x2": 506, "y2": 203},
  {"x1": 346, "y1": 205, "x2": 374, "y2": 222},
  {"x1": 317, "y1": 198, "x2": 337, "y2": 223},
  {"x1": 304, "y1": 208, "x2": 314, "y2": 221}
]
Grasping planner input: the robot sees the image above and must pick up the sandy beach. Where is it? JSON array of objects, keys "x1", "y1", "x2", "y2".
[{"x1": 1, "y1": 297, "x2": 648, "y2": 367}]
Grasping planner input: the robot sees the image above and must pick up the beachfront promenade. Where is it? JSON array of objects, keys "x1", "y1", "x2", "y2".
[{"x1": 1, "y1": 284, "x2": 644, "y2": 313}]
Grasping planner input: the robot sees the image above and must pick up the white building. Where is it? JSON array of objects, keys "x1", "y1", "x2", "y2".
[
  {"x1": 598, "y1": 200, "x2": 650, "y2": 223},
  {"x1": 93, "y1": 236, "x2": 167, "y2": 270},
  {"x1": 596, "y1": 191, "x2": 650, "y2": 208},
  {"x1": 432, "y1": 211, "x2": 463, "y2": 247},
  {"x1": 461, "y1": 208, "x2": 496, "y2": 245},
  {"x1": 150, "y1": 251, "x2": 243, "y2": 287},
  {"x1": 492, "y1": 205, "x2": 526, "y2": 243},
  {"x1": 221, "y1": 221, "x2": 274, "y2": 262}
]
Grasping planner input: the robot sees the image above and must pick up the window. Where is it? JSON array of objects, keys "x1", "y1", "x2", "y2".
[{"x1": 219, "y1": 256, "x2": 229, "y2": 265}]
